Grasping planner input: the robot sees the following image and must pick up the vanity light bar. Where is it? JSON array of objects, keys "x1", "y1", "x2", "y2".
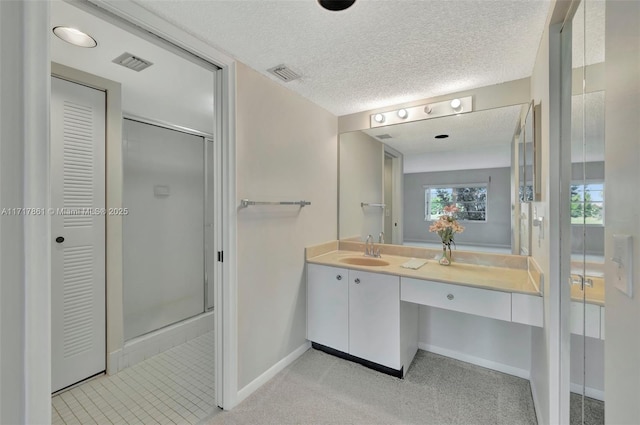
[{"x1": 369, "y1": 96, "x2": 473, "y2": 128}]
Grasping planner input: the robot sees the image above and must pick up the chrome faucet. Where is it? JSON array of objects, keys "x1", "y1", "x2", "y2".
[
  {"x1": 378, "y1": 232, "x2": 384, "y2": 244},
  {"x1": 364, "y1": 234, "x2": 381, "y2": 258}
]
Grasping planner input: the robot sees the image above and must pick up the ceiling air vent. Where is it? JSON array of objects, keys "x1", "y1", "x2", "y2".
[
  {"x1": 267, "y1": 64, "x2": 301, "y2": 82},
  {"x1": 376, "y1": 134, "x2": 393, "y2": 140},
  {"x1": 112, "y1": 52, "x2": 153, "y2": 72}
]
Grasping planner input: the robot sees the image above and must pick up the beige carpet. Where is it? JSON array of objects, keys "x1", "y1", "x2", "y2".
[{"x1": 204, "y1": 348, "x2": 537, "y2": 425}]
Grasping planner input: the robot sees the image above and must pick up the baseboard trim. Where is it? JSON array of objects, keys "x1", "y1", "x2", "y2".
[
  {"x1": 570, "y1": 383, "x2": 604, "y2": 401},
  {"x1": 418, "y1": 342, "x2": 530, "y2": 379},
  {"x1": 236, "y1": 341, "x2": 311, "y2": 404},
  {"x1": 530, "y1": 377, "x2": 543, "y2": 425}
]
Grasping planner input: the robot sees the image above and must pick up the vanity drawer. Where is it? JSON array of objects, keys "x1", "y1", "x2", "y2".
[
  {"x1": 512, "y1": 293, "x2": 543, "y2": 327},
  {"x1": 401, "y1": 277, "x2": 511, "y2": 322}
]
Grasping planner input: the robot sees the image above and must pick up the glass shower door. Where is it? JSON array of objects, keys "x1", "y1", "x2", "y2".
[{"x1": 123, "y1": 118, "x2": 206, "y2": 340}]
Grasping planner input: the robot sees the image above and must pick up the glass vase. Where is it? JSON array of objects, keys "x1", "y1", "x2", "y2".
[{"x1": 439, "y1": 243, "x2": 452, "y2": 266}]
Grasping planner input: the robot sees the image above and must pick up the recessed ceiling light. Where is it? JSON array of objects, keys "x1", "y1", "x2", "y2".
[
  {"x1": 317, "y1": 0, "x2": 356, "y2": 11},
  {"x1": 53, "y1": 26, "x2": 97, "y2": 48},
  {"x1": 435, "y1": 134, "x2": 449, "y2": 139}
]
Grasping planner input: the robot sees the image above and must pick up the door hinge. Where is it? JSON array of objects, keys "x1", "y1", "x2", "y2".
[{"x1": 217, "y1": 251, "x2": 223, "y2": 262}]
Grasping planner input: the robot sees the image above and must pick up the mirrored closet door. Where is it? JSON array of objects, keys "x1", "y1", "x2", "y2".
[{"x1": 563, "y1": 1, "x2": 606, "y2": 423}]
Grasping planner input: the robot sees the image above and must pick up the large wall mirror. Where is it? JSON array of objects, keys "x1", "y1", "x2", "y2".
[{"x1": 338, "y1": 102, "x2": 537, "y2": 255}]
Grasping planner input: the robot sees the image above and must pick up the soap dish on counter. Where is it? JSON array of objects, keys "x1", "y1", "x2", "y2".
[{"x1": 401, "y1": 258, "x2": 428, "y2": 270}]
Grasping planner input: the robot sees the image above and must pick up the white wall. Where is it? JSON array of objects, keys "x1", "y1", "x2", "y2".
[
  {"x1": 235, "y1": 62, "x2": 338, "y2": 389},
  {"x1": 528, "y1": 2, "x2": 570, "y2": 424},
  {"x1": 0, "y1": 3, "x2": 27, "y2": 422},
  {"x1": 604, "y1": 2, "x2": 640, "y2": 423},
  {"x1": 0, "y1": 2, "x2": 51, "y2": 423},
  {"x1": 404, "y1": 167, "x2": 511, "y2": 248},
  {"x1": 418, "y1": 308, "x2": 532, "y2": 376},
  {"x1": 339, "y1": 131, "x2": 384, "y2": 240}
]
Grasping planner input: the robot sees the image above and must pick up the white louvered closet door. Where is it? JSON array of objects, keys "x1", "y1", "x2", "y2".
[{"x1": 51, "y1": 77, "x2": 106, "y2": 393}]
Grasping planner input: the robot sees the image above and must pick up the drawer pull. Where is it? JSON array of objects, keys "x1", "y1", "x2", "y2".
[
  {"x1": 336, "y1": 275, "x2": 342, "y2": 281},
  {"x1": 447, "y1": 294, "x2": 454, "y2": 300},
  {"x1": 354, "y1": 278, "x2": 361, "y2": 284}
]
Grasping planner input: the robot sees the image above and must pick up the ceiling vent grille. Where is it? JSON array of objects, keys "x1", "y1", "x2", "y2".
[
  {"x1": 267, "y1": 64, "x2": 301, "y2": 82},
  {"x1": 112, "y1": 52, "x2": 153, "y2": 72},
  {"x1": 376, "y1": 134, "x2": 393, "y2": 140}
]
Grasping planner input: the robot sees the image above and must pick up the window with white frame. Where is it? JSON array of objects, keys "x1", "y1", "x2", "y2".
[
  {"x1": 424, "y1": 184, "x2": 488, "y2": 222},
  {"x1": 571, "y1": 182, "x2": 604, "y2": 225}
]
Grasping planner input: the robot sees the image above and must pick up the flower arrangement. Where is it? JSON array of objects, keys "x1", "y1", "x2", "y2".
[{"x1": 429, "y1": 205, "x2": 464, "y2": 265}]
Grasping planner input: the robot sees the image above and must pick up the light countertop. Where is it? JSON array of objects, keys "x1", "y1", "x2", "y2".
[
  {"x1": 570, "y1": 276, "x2": 605, "y2": 306},
  {"x1": 307, "y1": 249, "x2": 542, "y2": 296}
]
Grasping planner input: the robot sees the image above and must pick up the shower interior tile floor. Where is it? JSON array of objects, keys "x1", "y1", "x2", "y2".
[{"x1": 52, "y1": 331, "x2": 216, "y2": 425}]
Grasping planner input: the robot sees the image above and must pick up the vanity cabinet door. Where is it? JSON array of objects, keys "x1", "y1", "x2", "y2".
[
  {"x1": 348, "y1": 270, "x2": 400, "y2": 369},
  {"x1": 307, "y1": 264, "x2": 349, "y2": 352},
  {"x1": 570, "y1": 301, "x2": 601, "y2": 339}
]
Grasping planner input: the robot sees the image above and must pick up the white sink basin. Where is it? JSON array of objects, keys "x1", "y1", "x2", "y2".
[{"x1": 339, "y1": 257, "x2": 390, "y2": 267}]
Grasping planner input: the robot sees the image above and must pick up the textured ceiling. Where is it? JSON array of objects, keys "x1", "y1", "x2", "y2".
[{"x1": 134, "y1": 0, "x2": 551, "y2": 116}]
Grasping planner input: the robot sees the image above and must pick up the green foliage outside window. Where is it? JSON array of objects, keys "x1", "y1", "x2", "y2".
[
  {"x1": 425, "y1": 186, "x2": 487, "y2": 222},
  {"x1": 571, "y1": 183, "x2": 604, "y2": 225}
]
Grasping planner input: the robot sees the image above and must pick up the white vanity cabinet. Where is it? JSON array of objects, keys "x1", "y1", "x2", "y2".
[
  {"x1": 307, "y1": 264, "x2": 418, "y2": 377},
  {"x1": 348, "y1": 270, "x2": 401, "y2": 370},
  {"x1": 307, "y1": 264, "x2": 349, "y2": 352}
]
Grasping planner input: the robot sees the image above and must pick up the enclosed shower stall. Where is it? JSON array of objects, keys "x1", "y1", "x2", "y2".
[{"x1": 123, "y1": 117, "x2": 217, "y2": 345}]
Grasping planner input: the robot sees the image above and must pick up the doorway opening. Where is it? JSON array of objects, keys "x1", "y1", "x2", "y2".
[{"x1": 50, "y1": 1, "x2": 224, "y2": 423}]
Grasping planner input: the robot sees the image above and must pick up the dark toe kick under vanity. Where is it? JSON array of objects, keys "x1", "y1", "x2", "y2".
[{"x1": 305, "y1": 240, "x2": 544, "y2": 378}]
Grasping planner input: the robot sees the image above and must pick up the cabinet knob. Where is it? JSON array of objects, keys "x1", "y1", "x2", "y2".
[
  {"x1": 447, "y1": 294, "x2": 454, "y2": 300},
  {"x1": 336, "y1": 275, "x2": 342, "y2": 281},
  {"x1": 354, "y1": 278, "x2": 360, "y2": 284}
]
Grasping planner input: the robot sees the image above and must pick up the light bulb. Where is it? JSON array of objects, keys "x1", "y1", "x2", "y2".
[
  {"x1": 450, "y1": 98, "x2": 463, "y2": 112},
  {"x1": 397, "y1": 109, "x2": 408, "y2": 119},
  {"x1": 373, "y1": 113, "x2": 385, "y2": 123}
]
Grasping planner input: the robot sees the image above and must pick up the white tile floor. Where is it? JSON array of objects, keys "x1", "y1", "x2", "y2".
[{"x1": 52, "y1": 331, "x2": 216, "y2": 425}]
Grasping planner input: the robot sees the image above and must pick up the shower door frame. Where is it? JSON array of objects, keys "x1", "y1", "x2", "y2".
[{"x1": 121, "y1": 114, "x2": 218, "y2": 338}]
